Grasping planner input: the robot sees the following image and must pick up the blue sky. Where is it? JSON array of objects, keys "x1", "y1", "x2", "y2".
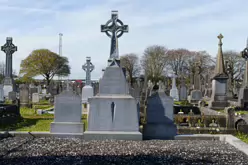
[{"x1": 0, "y1": 0, "x2": 247, "y2": 80}]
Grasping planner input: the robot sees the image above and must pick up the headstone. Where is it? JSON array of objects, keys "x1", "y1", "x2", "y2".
[
  {"x1": 143, "y1": 91, "x2": 177, "y2": 139},
  {"x1": 82, "y1": 57, "x2": 95, "y2": 104},
  {"x1": 8, "y1": 91, "x2": 16, "y2": 101},
  {"x1": 37, "y1": 85, "x2": 42, "y2": 94},
  {"x1": 225, "y1": 107, "x2": 235, "y2": 128},
  {"x1": 1, "y1": 37, "x2": 17, "y2": 97},
  {"x1": 208, "y1": 34, "x2": 228, "y2": 110},
  {"x1": 50, "y1": 90, "x2": 83, "y2": 133},
  {"x1": 0, "y1": 84, "x2": 4, "y2": 103},
  {"x1": 19, "y1": 84, "x2": 29, "y2": 107},
  {"x1": 42, "y1": 89, "x2": 46, "y2": 94},
  {"x1": 190, "y1": 62, "x2": 202, "y2": 104},
  {"x1": 84, "y1": 11, "x2": 141, "y2": 141},
  {"x1": 238, "y1": 39, "x2": 248, "y2": 109},
  {"x1": 169, "y1": 73, "x2": 179, "y2": 101},
  {"x1": 179, "y1": 78, "x2": 187, "y2": 101},
  {"x1": 32, "y1": 93, "x2": 39, "y2": 103}
]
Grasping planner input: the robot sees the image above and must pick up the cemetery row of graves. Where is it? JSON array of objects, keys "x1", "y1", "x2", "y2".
[{"x1": 0, "y1": 10, "x2": 247, "y2": 144}]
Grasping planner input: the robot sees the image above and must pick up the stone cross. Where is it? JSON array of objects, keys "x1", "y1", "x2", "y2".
[
  {"x1": 82, "y1": 57, "x2": 94, "y2": 86},
  {"x1": 101, "y1": 10, "x2": 128, "y2": 60},
  {"x1": 171, "y1": 73, "x2": 177, "y2": 88},
  {"x1": 1, "y1": 37, "x2": 17, "y2": 79},
  {"x1": 241, "y1": 38, "x2": 248, "y2": 87}
]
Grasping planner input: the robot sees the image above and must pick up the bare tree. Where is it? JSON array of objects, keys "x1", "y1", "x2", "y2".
[
  {"x1": 141, "y1": 45, "x2": 168, "y2": 82},
  {"x1": 120, "y1": 53, "x2": 140, "y2": 86},
  {"x1": 223, "y1": 50, "x2": 245, "y2": 96}
]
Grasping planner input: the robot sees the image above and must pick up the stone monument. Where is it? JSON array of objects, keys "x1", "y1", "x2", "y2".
[
  {"x1": 50, "y1": 88, "x2": 83, "y2": 134},
  {"x1": 169, "y1": 73, "x2": 179, "y2": 101},
  {"x1": 84, "y1": 10, "x2": 141, "y2": 140},
  {"x1": 179, "y1": 78, "x2": 187, "y2": 101},
  {"x1": 143, "y1": 89, "x2": 177, "y2": 140},
  {"x1": 238, "y1": 38, "x2": 248, "y2": 109},
  {"x1": 82, "y1": 57, "x2": 95, "y2": 103},
  {"x1": 19, "y1": 84, "x2": 29, "y2": 107},
  {"x1": 208, "y1": 34, "x2": 228, "y2": 110},
  {"x1": 1, "y1": 37, "x2": 17, "y2": 97},
  {"x1": 0, "y1": 84, "x2": 4, "y2": 103},
  {"x1": 189, "y1": 62, "x2": 202, "y2": 104}
]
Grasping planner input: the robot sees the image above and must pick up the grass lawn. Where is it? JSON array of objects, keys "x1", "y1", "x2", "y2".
[
  {"x1": 236, "y1": 132, "x2": 248, "y2": 144},
  {"x1": 0, "y1": 106, "x2": 88, "y2": 132}
]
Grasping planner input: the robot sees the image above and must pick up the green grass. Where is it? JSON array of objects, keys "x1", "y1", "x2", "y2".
[
  {"x1": 0, "y1": 106, "x2": 88, "y2": 132},
  {"x1": 236, "y1": 111, "x2": 248, "y2": 115},
  {"x1": 236, "y1": 132, "x2": 248, "y2": 144}
]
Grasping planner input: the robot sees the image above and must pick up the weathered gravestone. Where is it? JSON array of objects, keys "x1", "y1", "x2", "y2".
[
  {"x1": 50, "y1": 90, "x2": 83, "y2": 134},
  {"x1": 170, "y1": 73, "x2": 179, "y2": 101},
  {"x1": 238, "y1": 39, "x2": 248, "y2": 109},
  {"x1": 190, "y1": 62, "x2": 202, "y2": 104},
  {"x1": 82, "y1": 57, "x2": 94, "y2": 104},
  {"x1": 0, "y1": 84, "x2": 4, "y2": 103},
  {"x1": 84, "y1": 11, "x2": 141, "y2": 140},
  {"x1": 143, "y1": 91, "x2": 177, "y2": 140},
  {"x1": 208, "y1": 34, "x2": 228, "y2": 110},
  {"x1": 179, "y1": 78, "x2": 187, "y2": 101},
  {"x1": 8, "y1": 91, "x2": 16, "y2": 101},
  {"x1": 32, "y1": 93, "x2": 39, "y2": 103},
  {"x1": 225, "y1": 107, "x2": 235, "y2": 129},
  {"x1": 19, "y1": 84, "x2": 29, "y2": 107},
  {"x1": 1, "y1": 37, "x2": 17, "y2": 97}
]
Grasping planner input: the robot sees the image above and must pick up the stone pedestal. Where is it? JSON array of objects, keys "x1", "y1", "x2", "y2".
[
  {"x1": 84, "y1": 65, "x2": 142, "y2": 140},
  {"x1": 170, "y1": 88, "x2": 179, "y2": 101},
  {"x1": 82, "y1": 85, "x2": 94, "y2": 103},
  {"x1": 208, "y1": 79, "x2": 228, "y2": 110},
  {"x1": 3, "y1": 77, "x2": 14, "y2": 97},
  {"x1": 189, "y1": 90, "x2": 202, "y2": 104},
  {"x1": 238, "y1": 87, "x2": 248, "y2": 109}
]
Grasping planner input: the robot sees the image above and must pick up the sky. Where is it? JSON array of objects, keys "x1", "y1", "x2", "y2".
[{"x1": 0, "y1": 0, "x2": 248, "y2": 80}]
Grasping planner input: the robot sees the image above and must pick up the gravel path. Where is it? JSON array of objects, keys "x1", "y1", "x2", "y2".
[{"x1": 0, "y1": 137, "x2": 247, "y2": 165}]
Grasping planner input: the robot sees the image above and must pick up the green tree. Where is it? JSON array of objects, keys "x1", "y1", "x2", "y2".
[{"x1": 19, "y1": 49, "x2": 70, "y2": 86}]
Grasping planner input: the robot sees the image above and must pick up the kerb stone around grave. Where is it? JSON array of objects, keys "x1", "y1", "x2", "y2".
[
  {"x1": 50, "y1": 90, "x2": 83, "y2": 134},
  {"x1": 143, "y1": 91, "x2": 177, "y2": 140}
]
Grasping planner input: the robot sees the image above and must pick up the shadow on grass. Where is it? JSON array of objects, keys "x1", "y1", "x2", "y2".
[
  {"x1": 0, "y1": 155, "x2": 214, "y2": 165},
  {"x1": 0, "y1": 118, "x2": 40, "y2": 131}
]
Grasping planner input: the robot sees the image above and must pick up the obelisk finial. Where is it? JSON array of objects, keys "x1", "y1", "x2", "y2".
[{"x1": 214, "y1": 33, "x2": 227, "y2": 77}]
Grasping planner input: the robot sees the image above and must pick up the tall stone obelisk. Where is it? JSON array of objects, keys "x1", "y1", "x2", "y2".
[{"x1": 208, "y1": 34, "x2": 228, "y2": 110}]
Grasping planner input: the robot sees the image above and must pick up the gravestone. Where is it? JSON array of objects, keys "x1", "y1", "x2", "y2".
[
  {"x1": 19, "y1": 84, "x2": 29, "y2": 107},
  {"x1": 190, "y1": 62, "x2": 202, "y2": 104},
  {"x1": 225, "y1": 107, "x2": 235, "y2": 128},
  {"x1": 32, "y1": 93, "x2": 39, "y2": 103},
  {"x1": 84, "y1": 11, "x2": 141, "y2": 140},
  {"x1": 82, "y1": 57, "x2": 94, "y2": 104},
  {"x1": 238, "y1": 39, "x2": 248, "y2": 109},
  {"x1": 1, "y1": 37, "x2": 17, "y2": 97},
  {"x1": 179, "y1": 78, "x2": 187, "y2": 101},
  {"x1": 8, "y1": 91, "x2": 16, "y2": 101},
  {"x1": 0, "y1": 84, "x2": 4, "y2": 103},
  {"x1": 208, "y1": 34, "x2": 228, "y2": 110},
  {"x1": 50, "y1": 90, "x2": 83, "y2": 133},
  {"x1": 143, "y1": 91, "x2": 176, "y2": 139},
  {"x1": 169, "y1": 73, "x2": 179, "y2": 101},
  {"x1": 37, "y1": 85, "x2": 42, "y2": 94}
]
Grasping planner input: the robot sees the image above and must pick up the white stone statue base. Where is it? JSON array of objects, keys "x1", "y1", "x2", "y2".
[
  {"x1": 82, "y1": 85, "x2": 94, "y2": 103},
  {"x1": 3, "y1": 85, "x2": 13, "y2": 97}
]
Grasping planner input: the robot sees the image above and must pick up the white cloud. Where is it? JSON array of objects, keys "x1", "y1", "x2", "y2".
[{"x1": 0, "y1": 0, "x2": 247, "y2": 80}]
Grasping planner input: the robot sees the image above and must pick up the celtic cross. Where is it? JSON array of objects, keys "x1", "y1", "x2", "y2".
[
  {"x1": 101, "y1": 10, "x2": 128, "y2": 61},
  {"x1": 82, "y1": 57, "x2": 94, "y2": 86},
  {"x1": 218, "y1": 34, "x2": 223, "y2": 46},
  {"x1": 1, "y1": 37, "x2": 17, "y2": 78},
  {"x1": 241, "y1": 38, "x2": 248, "y2": 87}
]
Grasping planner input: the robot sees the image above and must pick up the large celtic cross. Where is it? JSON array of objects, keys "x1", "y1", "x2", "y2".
[
  {"x1": 82, "y1": 57, "x2": 94, "y2": 86},
  {"x1": 101, "y1": 10, "x2": 128, "y2": 60},
  {"x1": 1, "y1": 37, "x2": 17, "y2": 78},
  {"x1": 241, "y1": 38, "x2": 248, "y2": 87}
]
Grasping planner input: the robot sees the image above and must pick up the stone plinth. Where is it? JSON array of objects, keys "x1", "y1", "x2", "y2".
[
  {"x1": 82, "y1": 85, "x2": 94, "y2": 103},
  {"x1": 50, "y1": 90, "x2": 83, "y2": 134}
]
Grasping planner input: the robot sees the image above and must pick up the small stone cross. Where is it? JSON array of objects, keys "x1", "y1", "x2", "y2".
[
  {"x1": 82, "y1": 57, "x2": 94, "y2": 86},
  {"x1": 101, "y1": 10, "x2": 128, "y2": 60},
  {"x1": 217, "y1": 33, "x2": 224, "y2": 45}
]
